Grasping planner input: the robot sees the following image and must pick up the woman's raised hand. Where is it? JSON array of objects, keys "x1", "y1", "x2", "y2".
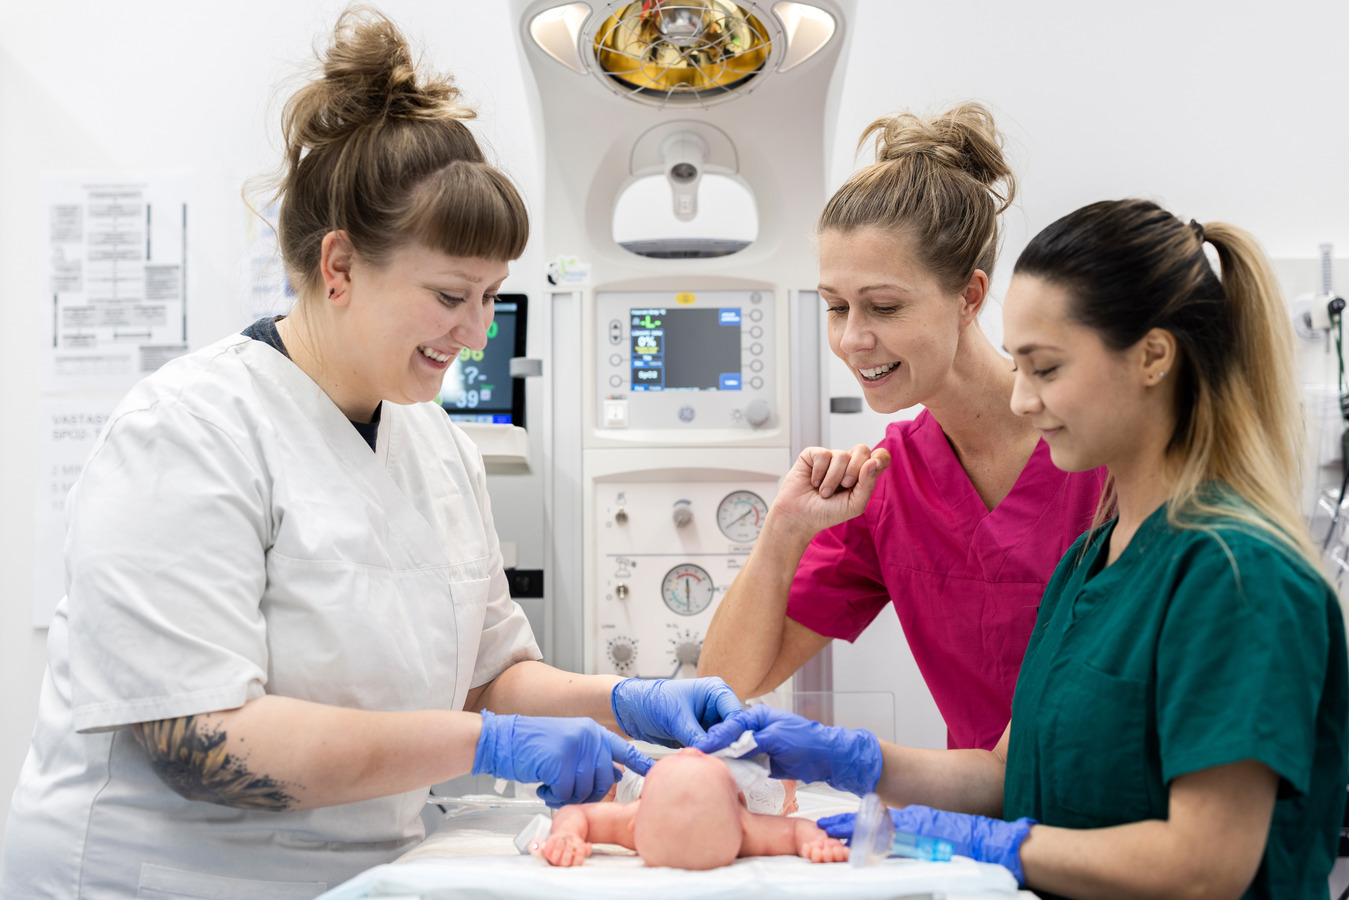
[{"x1": 772, "y1": 445, "x2": 891, "y2": 536}]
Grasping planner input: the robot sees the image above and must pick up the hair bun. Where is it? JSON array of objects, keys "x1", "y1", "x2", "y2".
[
  {"x1": 860, "y1": 102, "x2": 1014, "y2": 208},
  {"x1": 293, "y1": 6, "x2": 474, "y2": 150}
]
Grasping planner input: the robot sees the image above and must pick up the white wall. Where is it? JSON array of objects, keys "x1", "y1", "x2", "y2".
[
  {"x1": 827, "y1": 1, "x2": 1349, "y2": 382},
  {"x1": 2, "y1": 0, "x2": 1347, "y2": 845}
]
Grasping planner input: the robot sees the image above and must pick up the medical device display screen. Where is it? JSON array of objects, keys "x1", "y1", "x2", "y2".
[
  {"x1": 440, "y1": 294, "x2": 528, "y2": 426},
  {"x1": 630, "y1": 307, "x2": 742, "y2": 392}
]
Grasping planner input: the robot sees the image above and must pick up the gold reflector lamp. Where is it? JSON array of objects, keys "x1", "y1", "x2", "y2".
[{"x1": 593, "y1": 1, "x2": 772, "y2": 100}]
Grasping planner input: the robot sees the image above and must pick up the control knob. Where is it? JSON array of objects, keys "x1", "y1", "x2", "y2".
[
  {"x1": 674, "y1": 640, "x2": 701, "y2": 667},
  {"x1": 745, "y1": 399, "x2": 771, "y2": 428},
  {"x1": 607, "y1": 637, "x2": 637, "y2": 672}
]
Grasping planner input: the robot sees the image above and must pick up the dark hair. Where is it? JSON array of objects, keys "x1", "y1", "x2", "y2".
[
  {"x1": 1014, "y1": 198, "x2": 1315, "y2": 571},
  {"x1": 817, "y1": 102, "x2": 1015, "y2": 292},
  {"x1": 269, "y1": 6, "x2": 528, "y2": 296},
  {"x1": 1015, "y1": 200, "x2": 1230, "y2": 448}
]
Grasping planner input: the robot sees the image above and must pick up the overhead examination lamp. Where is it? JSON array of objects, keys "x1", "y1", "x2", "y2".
[{"x1": 527, "y1": 1, "x2": 838, "y2": 106}]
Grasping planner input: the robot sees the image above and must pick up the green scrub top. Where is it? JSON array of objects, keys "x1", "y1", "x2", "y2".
[{"x1": 1004, "y1": 498, "x2": 1348, "y2": 900}]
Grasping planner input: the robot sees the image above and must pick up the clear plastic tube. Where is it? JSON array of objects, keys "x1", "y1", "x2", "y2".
[{"x1": 848, "y1": 793, "x2": 953, "y2": 868}]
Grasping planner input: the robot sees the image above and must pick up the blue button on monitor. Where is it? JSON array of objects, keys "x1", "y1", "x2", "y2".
[
  {"x1": 719, "y1": 308, "x2": 742, "y2": 326},
  {"x1": 719, "y1": 373, "x2": 742, "y2": 391}
]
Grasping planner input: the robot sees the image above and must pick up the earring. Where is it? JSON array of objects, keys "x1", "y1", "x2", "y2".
[
  {"x1": 1157, "y1": 370, "x2": 1167, "y2": 380},
  {"x1": 328, "y1": 287, "x2": 335, "y2": 298}
]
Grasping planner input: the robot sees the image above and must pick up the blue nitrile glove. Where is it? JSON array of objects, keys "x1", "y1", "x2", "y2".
[
  {"x1": 818, "y1": 805, "x2": 1036, "y2": 885},
  {"x1": 472, "y1": 710, "x2": 654, "y2": 808},
  {"x1": 610, "y1": 676, "x2": 743, "y2": 748},
  {"x1": 692, "y1": 705, "x2": 882, "y2": 797}
]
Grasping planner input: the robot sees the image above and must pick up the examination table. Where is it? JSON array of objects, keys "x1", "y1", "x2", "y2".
[{"x1": 316, "y1": 784, "x2": 1035, "y2": 900}]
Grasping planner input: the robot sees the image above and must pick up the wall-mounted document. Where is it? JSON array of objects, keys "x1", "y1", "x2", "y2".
[
  {"x1": 32, "y1": 399, "x2": 113, "y2": 628},
  {"x1": 43, "y1": 172, "x2": 196, "y2": 392}
]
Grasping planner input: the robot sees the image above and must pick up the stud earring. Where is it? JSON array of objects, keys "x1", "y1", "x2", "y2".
[
  {"x1": 328, "y1": 287, "x2": 335, "y2": 298},
  {"x1": 1157, "y1": 370, "x2": 1167, "y2": 380}
]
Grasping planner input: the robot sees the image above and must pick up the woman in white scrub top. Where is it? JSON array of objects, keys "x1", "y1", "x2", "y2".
[{"x1": 0, "y1": 10, "x2": 739, "y2": 899}]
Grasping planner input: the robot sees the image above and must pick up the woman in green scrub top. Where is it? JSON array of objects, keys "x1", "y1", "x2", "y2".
[{"x1": 697, "y1": 199, "x2": 1348, "y2": 898}]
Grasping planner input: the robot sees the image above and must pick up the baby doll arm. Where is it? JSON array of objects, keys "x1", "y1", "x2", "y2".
[
  {"x1": 739, "y1": 812, "x2": 848, "y2": 863},
  {"x1": 794, "y1": 818, "x2": 849, "y2": 863},
  {"x1": 536, "y1": 802, "x2": 639, "y2": 866}
]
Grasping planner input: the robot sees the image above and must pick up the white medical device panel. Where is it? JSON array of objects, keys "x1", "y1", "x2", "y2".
[
  {"x1": 595, "y1": 289, "x2": 776, "y2": 436},
  {"x1": 592, "y1": 474, "x2": 780, "y2": 678}
]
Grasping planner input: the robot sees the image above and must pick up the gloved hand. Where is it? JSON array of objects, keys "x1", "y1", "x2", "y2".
[
  {"x1": 818, "y1": 805, "x2": 1035, "y2": 885},
  {"x1": 472, "y1": 710, "x2": 654, "y2": 808},
  {"x1": 610, "y1": 677, "x2": 743, "y2": 748},
  {"x1": 692, "y1": 705, "x2": 882, "y2": 797}
]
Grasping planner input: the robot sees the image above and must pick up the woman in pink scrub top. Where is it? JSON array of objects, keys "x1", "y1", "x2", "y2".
[{"x1": 698, "y1": 104, "x2": 1104, "y2": 750}]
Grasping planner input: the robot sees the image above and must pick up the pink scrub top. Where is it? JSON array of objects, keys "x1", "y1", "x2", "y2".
[{"x1": 787, "y1": 409, "x2": 1106, "y2": 750}]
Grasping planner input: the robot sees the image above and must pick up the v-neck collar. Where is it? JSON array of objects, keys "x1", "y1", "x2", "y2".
[
  {"x1": 1088, "y1": 504, "x2": 1170, "y2": 577},
  {"x1": 248, "y1": 335, "x2": 390, "y2": 463},
  {"x1": 915, "y1": 409, "x2": 1060, "y2": 523},
  {"x1": 1065, "y1": 504, "x2": 1173, "y2": 621},
  {"x1": 233, "y1": 335, "x2": 452, "y2": 570},
  {"x1": 903, "y1": 410, "x2": 1090, "y2": 579}
]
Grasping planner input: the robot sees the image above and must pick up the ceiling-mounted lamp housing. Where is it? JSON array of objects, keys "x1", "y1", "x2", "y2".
[
  {"x1": 772, "y1": 1, "x2": 835, "y2": 71},
  {"x1": 528, "y1": 2, "x2": 592, "y2": 74},
  {"x1": 592, "y1": 1, "x2": 773, "y2": 102},
  {"x1": 525, "y1": 1, "x2": 838, "y2": 106}
]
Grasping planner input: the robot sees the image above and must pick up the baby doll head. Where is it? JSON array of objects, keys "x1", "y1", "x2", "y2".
[{"x1": 632, "y1": 748, "x2": 743, "y2": 870}]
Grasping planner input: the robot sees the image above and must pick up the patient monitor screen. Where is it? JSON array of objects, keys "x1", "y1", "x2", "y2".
[
  {"x1": 630, "y1": 307, "x2": 742, "y2": 392},
  {"x1": 441, "y1": 295, "x2": 527, "y2": 426}
]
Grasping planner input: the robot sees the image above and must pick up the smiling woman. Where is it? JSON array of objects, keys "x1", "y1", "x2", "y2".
[
  {"x1": 990, "y1": 199, "x2": 1348, "y2": 898},
  {"x1": 0, "y1": 7, "x2": 745, "y2": 899},
  {"x1": 698, "y1": 103, "x2": 1107, "y2": 755},
  {"x1": 278, "y1": 241, "x2": 511, "y2": 422},
  {"x1": 265, "y1": 44, "x2": 527, "y2": 423}
]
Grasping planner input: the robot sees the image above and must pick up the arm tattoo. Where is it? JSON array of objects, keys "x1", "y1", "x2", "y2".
[{"x1": 138, "y1": 715, "x2": 298, "y2": 811}]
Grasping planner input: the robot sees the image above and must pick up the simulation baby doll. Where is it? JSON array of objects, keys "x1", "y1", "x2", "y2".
[{"x1": 532, "y1": 748, "x2": 848, "y2": 869}]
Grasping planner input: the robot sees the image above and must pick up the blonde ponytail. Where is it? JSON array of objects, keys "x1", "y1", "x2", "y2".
[{"x1": 1181, "y1": 222, "x2": 1317, "y2": 571}]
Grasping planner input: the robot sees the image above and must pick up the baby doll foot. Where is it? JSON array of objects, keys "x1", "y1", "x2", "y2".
[
  {"x1": 536, "y1": 833, "x2": 594, "y2": 867},
  {"x1": 803, "y1": 836, "x2": 849, "y2": 864}
]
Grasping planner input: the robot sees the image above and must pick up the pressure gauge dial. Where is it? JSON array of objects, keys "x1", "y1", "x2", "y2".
[
  {"x1": 661, "y1": 563, "x2": 715, "y2": 616},
  {"x1": 716, "y1": 490, "x2": 768, "y2": 543}
]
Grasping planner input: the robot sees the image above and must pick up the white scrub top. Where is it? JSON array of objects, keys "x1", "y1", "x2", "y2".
[{"x1": 1, "y1": 333, "x2": 541, "y2": 899}]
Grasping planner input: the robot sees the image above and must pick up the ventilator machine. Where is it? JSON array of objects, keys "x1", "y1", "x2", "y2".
[{"x1": 513, "y1": 0, "x2": 851, "y2": 702}]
